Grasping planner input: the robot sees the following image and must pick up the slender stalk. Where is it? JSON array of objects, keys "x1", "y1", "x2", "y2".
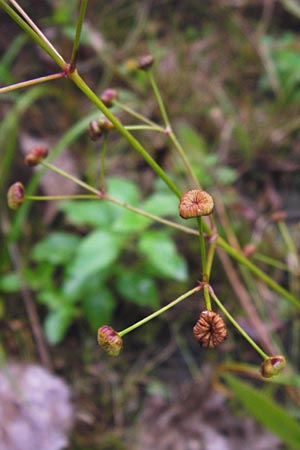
[
  {"x1": 70, "y1": 0, "x2": 88, "y2": 72},
  {"x1": 118, "y1": 285, "x2": 202, "y2": 337},
  {"x1": 0, "y1": 0, "x2": 66, "y2": 69},
  {"x1": 209, "y1": 286, "x2": 269, "y2": 360},
  {"x1": 147, "y1": 70, "x2": 171, "y2": 128},
  {"x1": 100, "y1": 131, "x2": 108, "y2": 191},
  {"x1": 114, "y1": 100, "x2": 164, "y2": 129},
  {"x1": 0, "y1": 72, "x2": 65, "y2": 94},
  {"x1": 146, "y1": 70, "x2": 199, "y2": 187},
  {"x1": 68, "y1": 70, "x2": 182, "y2": 197},
  {"x1": 197, "y1": 218, "x2": 207, "y2": 277},
  {"x1": 125, "y1": 125, "x2": 165, "y2": 132},
  {"x1": 41, "y1": 161, "x2": 102, "y2": 196},
  {"x1": 203, "y1": 284, "x2": 212, "y2": 311},
  {"x1": 26, "y1": 195, "x2": 98, "y2": 201},
  {"x1": 8, "y1": 0, "x2": 64, "y2": 64},
  {"x1": 278, "y1": 220, "x2": 299, "y2": 264},
  {"x1": 206, "y1": 237, "x2": 217, "y2": 279},
  {"x1": 253, "y1": 252, "x2": 290, "y2": 272}
]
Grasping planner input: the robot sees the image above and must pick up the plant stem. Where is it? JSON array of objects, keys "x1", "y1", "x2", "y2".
[
  {"x1": 0, "y1": 72, "x2": 65, "y2": 94},
  {"x1": 114, "y1": 100, "x2": 164, "y2": 129},
  {"x1": 125, "y1": 125, "x2": 166, "y2": 132},
  {"x1": 146, "y1": 70, "x2": 199, "y2": 187},
  {"x1": 197, "y1": 217, "x2": 207, "y2": 277},
  {"x1": 252, "y1": 252, "x2": 290, "y2": 272},
  {"x1": 70, "y1": 0, "x2": 88, "y2": 72},
  {"x1": 209, "y1": 286, "x2": 269, "y2": 360},
  {"x1": 0, "y1": 0, "x2": 66, "y2": 68},
  {"x1": 68, "y1": 70, "x2": 182, "y2": 198},
  {"x1": 203, "y1": 284, "x2": 212, "y2": 310},
  {"x1": 206, "y1": 237, "x2": 217, "y2": 279},
  {"x1": 26, "y1": 195, "x2": 98, "y2": 201},
  {"x1": 118, "y1": 285, "x2": 202, "y2": 337},
  {"x1": 41, "y1": 161, "x2": 102, "y2": 196},
  {"x1": 100, "y1": 131, "x2": 108, "y2": 191}
]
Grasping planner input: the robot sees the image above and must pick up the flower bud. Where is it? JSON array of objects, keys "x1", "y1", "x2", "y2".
[
  {"x1": 97, "y1": 116, "x2": 115, "y2": 131},
  {"x1": 179, "y1": 189, "x2": 214, "y2": 219},
  {"x1": 137, "y1": 54, "x2": 154, "y2": 70},
  {"x1": 193, "y1": 310, "x2": 228, "y2": 348},
  {"x1": 88, "y1": 120, "x2": 103, "y2": 141},
  {"x1": 7, "y1": 182, "x2": 25, "y2": 210},
  {"x1": 97, "y1": 325, "x2": 123, "y2": 356},
  {"x1": 100, "y1": 88, "x2": 118, "y2": 107},
  {"x1": 260, "y1": 355, "x2": 286, "y2": 378},
  {"x1": 24, "y1": 146, "x2": 49, "y2": 166}
]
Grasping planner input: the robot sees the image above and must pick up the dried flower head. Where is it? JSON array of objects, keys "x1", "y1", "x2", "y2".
[
  {"x1": 179, "y1": 189, "x2": 214, "y2": 219},
  {"x1": 7, "y1": 182, "x2": 25, "y2": 210},
  {"x1": 100, "y1": 88, "x2": 118, "y2": 107},
  {"x1": 193, "y1": 310, "x2": 227, "y2": 348},
  {"x1": 260, "y1": 355, "x2": 286, "y2": 378},
  {"x1": 137, "y1": 54, "x2": 154, "y2": 70},
  {"x1": 97, "y1": 325, "x2": 123, "y2": 356},
  {"x1": 24, "y1": 146, "x2": 49, "y2": 166}
]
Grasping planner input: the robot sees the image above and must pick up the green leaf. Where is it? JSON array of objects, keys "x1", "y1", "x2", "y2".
[
  {"x1": 59, "y1": 200, "x2": 115, "y2": 227},
  {"x1": 0, "y1": 272, "x2": 20, "y2": 293},
  {"x1": 138, "y1": 231, "x2": 188, "y2": 281},
  {"x1": 44, "y1": 307, "x2": 76, "y2": 345},
  {"x1": 176, "y1": 122, "x2": 208, "y2": 155},
  {"x1": 66, "y1": 230, "x2": 122, "y2": 282},
  {"x1": 113, "y1": 210, "x2": 150, "y2": 233},
  {"x1": 82, "y1": 287, "x2": 116, "y2": 331},
  {"x1": 116, "y1": 271, "x2": 159, "y2": 309},
  {"x1": 142, "y1": 193, "x2": 178, "y2": 217},
  {"x1": 31, "y1": 232, "x2": 80, "y2": 265},
  {"x1": 224, "y1": 374, "x2": 300, "y2": 450}
]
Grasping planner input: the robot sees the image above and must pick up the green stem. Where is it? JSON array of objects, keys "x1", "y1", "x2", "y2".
[
  {"x1": 209, "y1": 286, "x2": 269, "y2": 360},
  {"x1": 0, "y1": 72, "x2": 65, "y2": 94},
  {"x1": 26, "y1": 195, "x2": 98, "y2": 201},
  {"x1": 0, "y1": 0, "x2": 66, "y2": 69},
  {"x1": 100, "y1": 131, "x2": 108, "y2": 191},
  {"x1": 206, "y1": 237, "x2": 217, "y2": 279},
  {"x1": 114, "y1": 100, "x2": 164, "y2": 129},
  {"x1": 197, "y1": 217, "x2": 207, "y2": 277},
  {"x1": 68, "y1": 70, "x2": 182, "y2": 198},
  {"x1": 203, "y1": 284, "x2": 212, "y2": 310},
  {"x1": 70, "y1": 0, "x2": 88, "y2": 72},
  {"x1": 147, "y1": 70, "x2": 199, "y2": 187},
  {"x1": 118, "y1": 285, "x2": 202, "y2": 337},
  {"x1": 41, "y1": 161, "x2": 102, "y2": 196},
  {"x1": 125, "y1": 125, "x2": 165, "y2": 132},
  {"x1": 252, "y1": 252, "x2": 290, "y2": 272},
  {"x1": 278, "y1": 220, "x2": 299, "y2": 263}
]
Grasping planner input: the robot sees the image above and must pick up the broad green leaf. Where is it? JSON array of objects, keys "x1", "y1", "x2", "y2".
[
  {"x1": 59, "y1": 200, "x2": 115, "y2": 227},
  {"x1": 176, "y1": 122, "x2": 208, "y2": 155},
  {"x1": 224, "y1": 374, "x2": 300, "y2": 450},
  {"x1": 116, "y1": 271, "x2": 159, "y2": 309},
  {"x1": 31, "y1": 232, "x2": 80, "y2": 265},
  {"x1": 0, "y1": 272, "x2": 20, "y2": 293},
  {"x1": 82, "y1": 287, "x2": 116, "y2": 331},
  {"x1": 37, "y1": 289, "x2": 66, "y2": 309},
  {"x1": 142, "y1": 193, "x2": 178, "y2": 217},
  {"x1": 107, "y1": 177, "x2": 139, "y2": 205},
  {"x1": 113, "y1": 210, "x2": 150, "y2": 233},
  {"x1": 66, "y1": 230, "x2": 122, "y2": 282},
  {"x1": 138, "y1": 231, "x2": 188, "y2": 281},
  {"x1": 62, "y1": 269, "x2": 110, "y2": 300},
  {"x1": 44, "y1": 307, "x2": 76, "y2": 345}
]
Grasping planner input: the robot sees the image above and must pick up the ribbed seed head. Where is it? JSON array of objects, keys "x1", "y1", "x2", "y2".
[
  {"x1": 260, "y1": 355, "x2": 286, "y2": 378},
  {"x1": 193, "y1": 310, "x2": 228, "y2": 348},
  {"x1": 97, "y1": 325, "x2": 123, "y2": 356},
  {"x1": 7, "y1": 182, "x2": 25, "y2": 210},
  {"x1": 179, "y1": 190, "x2": 214, "y2": 219}
]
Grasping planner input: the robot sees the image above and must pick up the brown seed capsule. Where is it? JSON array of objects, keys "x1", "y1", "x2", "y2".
[
  {"x1": 24, "y1": 146, "x2": 49, "y2": 166},
  {"x1": 100, "y1": 88, "x2": 118, "y2": 107},
  {"x1": 260, "y1": 355, "x2": 286, "y2": 378},
  {"x1": 179, "y1": 189, "x2": 214, "y2": 219},
  {"x1": 193, "y1": 310, "x2": 228, "y2": 348},
  {"x1": 88, "y1": 120, "x2": 103, "y2": 141},
  {"x1": 97, "y1": 325, "x2": 123, "y2": 356},
  {"x1": 7, "y1": 182, "x2": 25, "y2": 210},
  {"x1": 137, "y1": 54, "x2": 154, "y2": 70}
]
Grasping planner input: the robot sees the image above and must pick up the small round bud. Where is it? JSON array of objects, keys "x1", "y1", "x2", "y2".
[
  {"x1": 7, "y1": 182, "x2": 25, "y2": 210},
  {"x1": 260, "y1": 355, "x2": 286, "y2": 378},
  {"x1": 88, "y1": 120, "x2": 103, "y2": 141},
  {"x1": 100, "y1": 88, "x2": 118, "y2": 107},
  {"x1": 243, "y1": 243, "x2": 256, "y2": 258},
  {"x1": 97, "y1": 116, "x2": 115, "y2": 131},
  {"x1": 193, "y1": 310, "x2": 228, "y2": 348},
  {"x1": 97, "y1": 325, "x2": 123, "y2": 356},
  {"x1": 24, "y1": 146, "x2": 48, "y2": 166},
  {"x1": 137, "y1": 54, "x2": 154, "y2": 70},
  {"x1": 179, "y1": 190, "x2": 214, "y2": 219}
]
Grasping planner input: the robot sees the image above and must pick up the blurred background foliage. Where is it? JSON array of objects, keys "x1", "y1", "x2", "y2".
[{"x1": 0, "y1": 0, "x2": 300, "y2": 448}]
